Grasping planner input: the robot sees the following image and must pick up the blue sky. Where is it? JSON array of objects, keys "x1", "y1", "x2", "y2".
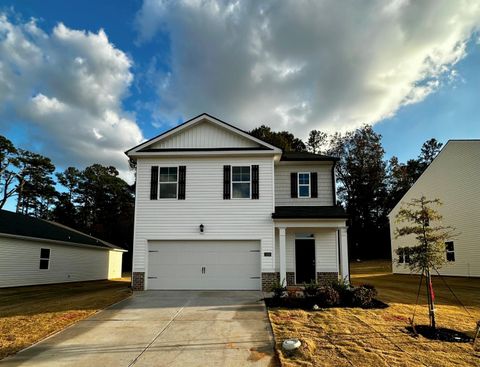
[{"x1": 0, "y1": 0, "x2": 479, "y2": 174}]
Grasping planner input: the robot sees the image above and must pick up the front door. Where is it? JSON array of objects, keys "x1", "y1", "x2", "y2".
[{"x1": 295, "y1": 239, "x2": 316, "y2": 284}]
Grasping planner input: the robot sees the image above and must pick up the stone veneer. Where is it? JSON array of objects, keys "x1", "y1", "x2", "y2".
[
  {"x1": 132, "y1": 272, "x2": 145, "y2": 291},
  {"x1": 262, "y1": 271, "x2": 339, "y2": 291}
]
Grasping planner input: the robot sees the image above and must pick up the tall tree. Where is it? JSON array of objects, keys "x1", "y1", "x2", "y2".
[
  {"x1": 15, "y1": 150, "x2": 56, "y2": 217},
  {"x1": 307, "y1": 129, "x2": 328, "y2": 154},
  {"x1": 0, "y1": 136, "x2": 19, "y2": 209},
  {"x1": 419, "y1": 138, "x2": 443, "y2": 166},
  {"x1": 394, "y1": 196, "x2": 456, "y2": 329},
  {"x1": 328, "y1": 126, "x2": 389, "y2": 258},
  {"x1": 250, "y1": 125, "x2": 306, "y2": 152}
]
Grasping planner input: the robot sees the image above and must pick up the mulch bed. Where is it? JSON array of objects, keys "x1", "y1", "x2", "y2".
[
  {"x1": 264, "y1": 297, "x2": 389, "y2": 310},
  {"x1": 406, "y1": 325, "x2": 473, "y2": 343}
]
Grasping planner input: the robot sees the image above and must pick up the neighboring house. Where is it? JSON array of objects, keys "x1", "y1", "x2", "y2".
[
  {"x1": 126, "y1": 113, "x2": 349, "y2": 291},
  {"x1": 0, "y1": 209, "x2": 126, "y2": 287},
  {"x1": 389, "y1": 140, "x2": 480, "y2": 277}
]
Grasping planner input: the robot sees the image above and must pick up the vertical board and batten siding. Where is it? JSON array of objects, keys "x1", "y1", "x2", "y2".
[
  {"x1": 0, "y1": 237, "x2": 113, "y2": 287},
  {"x1": 133, "y1": 156, "x2": 275, "y2": 274},
  {"x1": 275, "y1": 163, "x2": 334, "y2": 206},
  {"x1": 274, "y1": 228, "x2": 338, "y2": 273},
  {"x1": 389, "y1": 141, "x2": 480, "y2": 277},
  {"x1": 149, "y1": 121, "x2": 260, "y2": 149}
]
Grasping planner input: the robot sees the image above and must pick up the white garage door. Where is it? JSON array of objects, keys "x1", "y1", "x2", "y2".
[{"x1": 147, "y1": 240, "x2": 261, "y2": 290}]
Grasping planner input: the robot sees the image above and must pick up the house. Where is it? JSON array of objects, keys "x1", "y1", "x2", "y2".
[
  {"x1": 126, "y1": 113, "x2": 349, "y2": 291},
  {"x1": 389, "y1": 140, "x2": 480, "y2": 277},
  {"x1": 0, "y1": 209, "x2": 126, "y2": 287}
]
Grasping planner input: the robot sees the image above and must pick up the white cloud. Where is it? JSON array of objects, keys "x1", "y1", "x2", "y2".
[
  {"x1": 136, "y1": 0, "x2": 480, "y2": 136},
  {"x1": 0, "y1": 14, "x2": 143, "y2": 181}
]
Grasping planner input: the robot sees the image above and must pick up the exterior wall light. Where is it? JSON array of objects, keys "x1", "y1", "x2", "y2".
[{"x1": 199, "y1": 224, "x2": 204, "y2": 233}]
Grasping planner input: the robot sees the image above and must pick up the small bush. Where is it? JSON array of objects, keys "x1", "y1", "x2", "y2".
[
  {"x1": 331, "y1": 278, "x2": 354, "y2": 305},
  {"x1": 351, "y1": 284, "x2": 378, "y2": 307},
  {"x1": 269, "y1": 279, "x2": 287, "y2": 299},
  {"x1": 303, "y1": 281, "x2": 319, "y2": 298},
  {"x1": 314, "y1": 285, "x2": 340, "y2": 307}
]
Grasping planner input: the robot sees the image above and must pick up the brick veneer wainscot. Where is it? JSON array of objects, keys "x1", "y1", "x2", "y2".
[{"x1": 132, "y1": 272, "x2": 145, "y2": 291}]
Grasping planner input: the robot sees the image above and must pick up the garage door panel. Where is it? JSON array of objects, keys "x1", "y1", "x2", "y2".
[{"x1": 147, "y1": 240, "x2": 261, "y2": 290}]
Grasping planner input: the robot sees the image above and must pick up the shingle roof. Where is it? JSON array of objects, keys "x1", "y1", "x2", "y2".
[
  {"x1": 280, "y1": 152, "x2": 339, "y2": 161},
  {"x1": 272, "y1": 206, "x2": 348, "y2": 219},
  {"x1": 0, "y1": 210, "x2": 124, "y2": 250}
]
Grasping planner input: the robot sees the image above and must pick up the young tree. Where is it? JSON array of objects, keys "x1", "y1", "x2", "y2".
[
  {"x1": 394, "y1": 196, "x2": 456, "y2": 329},
  {"x1": 307, "y1": 130, "x2": 328, "y2": 154}
]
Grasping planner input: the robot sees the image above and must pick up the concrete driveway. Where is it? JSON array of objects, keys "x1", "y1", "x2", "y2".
[{"x1": 2, "y1": 291, "x2": 276, "y2": 367}]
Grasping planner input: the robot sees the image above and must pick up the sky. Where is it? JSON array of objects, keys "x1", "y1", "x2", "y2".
[{"x1": 1, "y1": 0, "x2": 480, "y2": 184}]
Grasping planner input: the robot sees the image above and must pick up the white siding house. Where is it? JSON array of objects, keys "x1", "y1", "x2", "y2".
[
  {"x1": 0, "y1": 210, "x2": 126, "y2": 288},
  {"x1": 389, "y1": 140, "x2": 480, "y2": 277},
  {"x1": 127, "y1": 113, "x2": 349, "y2": 291}
]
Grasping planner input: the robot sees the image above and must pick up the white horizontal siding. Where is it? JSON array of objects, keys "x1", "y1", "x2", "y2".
[
  {"x1": 390, "y1": 141, "x2": 480, "y2": 277},
  {"x1": 0, "y1": 237, "x2": 112, "y2": 287},
  {"x1": 275, "y1": 163, "x2": 334, "y2": 206},
  {"x1": 133, "y1": 156, "x2": 275, "y2": 273},
  {"x1": 150, "y1": 120, "x2": 260, "y2": 149},
  {"x1": 275, "y1": 228, "x2": 338, "y2": 273}
]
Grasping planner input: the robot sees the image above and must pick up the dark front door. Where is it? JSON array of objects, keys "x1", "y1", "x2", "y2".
[{"x1": 295, "y1": 239, "x2": 316, "y2": 284}]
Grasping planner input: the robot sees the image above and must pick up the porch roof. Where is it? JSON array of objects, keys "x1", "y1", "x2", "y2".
[{"x1": 272, "y1": 206, "x2": 348, "y2": 219}]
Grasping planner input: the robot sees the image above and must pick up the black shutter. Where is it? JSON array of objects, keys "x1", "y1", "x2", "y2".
[
  {"x1": 252, "y1": 165, "x2": 259, "y2": 199},
  {"x1": 311, "y1": 172, "x2": 318, "y2": 198},
  {"x1": 290, "y1": 172, "x2": 298, "y2": 198},
  {"x1": 223, "y1": 165, "x2": 231, "y2": 199},
  {"x1": 178, "y1": 166, "x2": 186, "y2": 200},
  {"x1": 150, "y1": 166, "x2": 158, "y2": 200}
]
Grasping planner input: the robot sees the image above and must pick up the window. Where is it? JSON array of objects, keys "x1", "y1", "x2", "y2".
[
  {"x1": 298, "y1": 172, "x2": 311, "y2": 198},
  {"x1": 232, "y1": 166, "x2": 251, "y2": 199},
  {"x1": 39, "y1": 248, "x2": 50, "y2": 270},
  {"x1": 404, "y1": 248, "x2": 411, "y2": 264},
  {"x1": 445, "y1": 241, "x2": 455, "y2": 262},
  {"x1": 398, "y1": 248, "x2": 404, "y2": 264},
  {"x1": 159, "y1": 167, "x2": 178, "y2": 199},
  {"x1": 398, "y1": 247, "x2": 410, "y2": 264}
]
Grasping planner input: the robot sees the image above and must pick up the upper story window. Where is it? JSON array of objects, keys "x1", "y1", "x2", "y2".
[
  {"x1": 298, "y1": 172, "x2": 311, "y2": 198},
  {"x1": 232, "y1": 166, "x2": 251, "y2": 199},
  {"x1": 40, "y1": 248, "x2": 50, "y2": 270},
  {"x1": 445, "y1": 241, "x2": 455, "y2": 262},
  {"x1": 159, "y1": 167, "x2": 178, "y2": 199}
]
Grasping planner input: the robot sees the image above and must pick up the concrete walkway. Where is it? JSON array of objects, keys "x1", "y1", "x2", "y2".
[{"x1": 2, "y1": 291, "x2": 276, "y2": 367}]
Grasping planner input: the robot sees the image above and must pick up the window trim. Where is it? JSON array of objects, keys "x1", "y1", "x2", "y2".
[
  {"x1": 158, "y1": 166, "x2": 179, "y2": 200},
  {"x1": 231, "y1": 165, "x2": 252, "y2": 199},
  {"x1": 297, "y1": 172, "x2": 311, "y2": 198},
  {"x1": 445, "y1": 241, "x2": 455, "y2": 262},
  {"x1": 39, "y1": 247, "x2": 51, "y2": 270}
]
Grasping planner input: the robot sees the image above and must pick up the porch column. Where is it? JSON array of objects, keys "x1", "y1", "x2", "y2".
[
  {"x1": 339, "y1": 227, "x2": 350, "y2": 282},
  {"x1": 279, "y1": 227, "x2": 287, "y2": 285}
]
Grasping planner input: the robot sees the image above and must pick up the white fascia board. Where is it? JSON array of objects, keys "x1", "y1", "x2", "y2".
[
  {"x1": 273, "y1": 219, "x2": 347, "y2": 228},
  {"x1": 126, "y1": 113, "x2": 282, "y2": 155},
  {"x1": 128, "y1": 150, "x2": 280, "y2": 158}
]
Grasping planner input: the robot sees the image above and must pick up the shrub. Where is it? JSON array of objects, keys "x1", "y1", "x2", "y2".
[
  {"x1": 351, "y1": 284, "x2": 377, "y2": 307},
  {"x1": 331, "y1": 278, "x2": 354, "y2": 305},
  {"x1": 269, "y1": 279, "x2": 287, "y2": 299},
  {"x1": 314, "y1": 285, "x2": 340, "y2": 307},
  {"x1": 303, "y1": 281, "x2": 319, "y2": 298}
]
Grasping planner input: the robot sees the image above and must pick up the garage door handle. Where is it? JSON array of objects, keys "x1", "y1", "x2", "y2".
[{"x1": 201, "y1": 266, "x2": 206, "y2": 274}]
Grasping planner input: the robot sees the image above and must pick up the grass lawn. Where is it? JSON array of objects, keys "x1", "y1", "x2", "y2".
[
  {"x1": 0, "y1": 277, "x2": 132, "y2": 360},
  {"x1": 268, "y1": 260, "x2": 480, "y2": 367}
]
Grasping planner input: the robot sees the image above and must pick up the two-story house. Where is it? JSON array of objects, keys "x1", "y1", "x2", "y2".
[{"x1": 126, "y1": 113, "x2": 349, "y2": 291}]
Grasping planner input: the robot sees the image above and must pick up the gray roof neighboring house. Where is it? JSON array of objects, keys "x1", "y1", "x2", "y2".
[{"x1": 0, "y1": 209, "x2": 125, "y2": 251}]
